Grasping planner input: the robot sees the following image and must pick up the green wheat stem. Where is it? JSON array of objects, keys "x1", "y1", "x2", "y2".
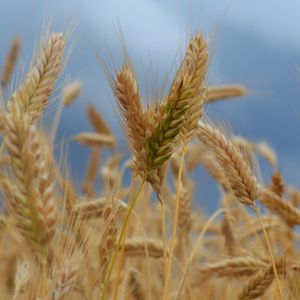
[
  {"x1": 99, "y1": 177, "x2": 146, "y2": 300},
  {"x1": 254, "y1": 203, "x2": 282, "y2": 299},
  {"x1": 163, "y1": 145, "x2": 187, "y2": 300}
]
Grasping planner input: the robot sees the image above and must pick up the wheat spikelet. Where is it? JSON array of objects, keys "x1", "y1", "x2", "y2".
[
  {"x1": 177, "y1": 186, "x2": 192, "y2": 236},
  {"x1": 63, "y1": 81, "x2": 81, "y2": 106},
  {"x1": 238, "y1": 259, "x2": 287, "y2": 300},
  {"x1": 72, "y1": 132, "x2": 115, "y2": 148},
  {"x1": 128, "y1": 269, "x2": 146, "y2": 300},
  {"x1": 192, "y1": 258, "x2": 268, "y2": 289},
  {"x1": 146, "y1": 34, "x2": 207, "y2": 170},
  {"x1": 197, "y1": 121, "x2": 259, "y2": 206},
  {"x1": 113, "y1": 65, "x2": 146, "y2": 173},
  {"x1": 82, "y1": 147, "x2": 101, "y2": 196},
  {"x1": 98, "y1": 199, "x2": 119, "y2": 282},
  {"x1": 3, "y1": 103, "x2": 56, "y2": 249},
  {"x1": 70, "y1": 197, "x2": 127, "y2": 220},
  {"x1": 259, "y1": 188, "x2": 300, "y2": 225},
  {"x1": 206, "y1": 85, "x2": 248, "y2": 104},
  {"x1": 222, "y1": 210, "x2": 240, "y2": 256},
  {"x1": 179, "y1": 33, "x2": 208, "y2": 144},
  {"x1": 121, "y1": 237, "x2": 165, "y2": 258},
  {"x1": 1, "y1": 37, "x2": 21, "y2": 88},
  {"x1": 270, "y1": 171, "x2": 285, "y2": 197},
  {"x1": 7, "y1": 32, "x2": 65, "y2": 123},
  {"x1": 50, "y1": 259, "x2": 79, "y2": 300},
  {"x1": 193, "y1": 256, "x2": 268, "y2": 285},
  {"x1": 87, "y1": 104, "x2": 112, "y2": 135}
]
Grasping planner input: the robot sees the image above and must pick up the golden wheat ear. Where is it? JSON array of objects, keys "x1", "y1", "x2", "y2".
[
  {"x1": 112, "y1": 64, "x2": 146, "y2": 173},
  {"x1": 206, "y1": 85, "x2": 248, "y2": 104},
  {"x1": 179, "y1": 33, "x2": 209, "y2": 144},
  {"x1": 63, "y1": 81, "x2": 81, "y2": 106},
  {"x1": 146, "y1": 34, "x2": 208, "y2": 169},
  {"x1": 1, "y1": 37, "x2": 21, "y2": 88},
  {"x1": 197, "y1": 121, "x2": 259, "y2": 207},
  {"x1": 7, "y1": 32, "x2": 65, "y2": 123},
  {"x1": 3, "y1": 103, "x2": 57, "y2": 251}
]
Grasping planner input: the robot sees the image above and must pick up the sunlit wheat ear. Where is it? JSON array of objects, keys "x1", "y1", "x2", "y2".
[
  {"x1": 63, "y1": 81, "x2": 81, "y2": 106},
  {"x1": 87, "y1": 104, "x2": 112, "y2": 135},
  {"x1": 146, "y1": 33, "x2": 208, "y2": 169},
  {"x1": 193, "y1": 256, "x2": 268, "y2": 285},
  {"x1": 206, "y1": 85, "x2": 248, "y2": 104},
  {"x1": 222, "y1": 209, "x2": 241, "y2": 256},
  {"x1": 98, "y1": 199, "x2": 119, "y2": 282},
  {"x1": 259, "y1": 188, "x2": 300, "y2": 225},
  {"x1": 3, "y1": 103, "x2": 56, "y2": 250},
  {"x1": 197, "y1": 121, "x2": 259, "y2": 207},
  {"x1": 270, "y1": 171, "x2": 285, "y2": 197},
  {"x1": 7, "y1": 32, "x2": 65, "y2": 123},
  {"x1": 112, "y1": 64, "x2": 146, "y2": 170},
  {"x1": 178, "y1": 33, "x2": 208, "y2": 144},
  {"x1": 120, "y1": 237, "x2": 165, "y2": 258},
  {"x1": 238, "y1": 259, "x2": 290, "y2": 300},
  {"x1": 1, "y1": 37, "x2": 21, "y2": 88}
]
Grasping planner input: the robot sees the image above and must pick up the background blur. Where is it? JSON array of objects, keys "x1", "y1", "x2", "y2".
[{"x1": 1, "y1": 0, "x2": 300, "y2": 212}]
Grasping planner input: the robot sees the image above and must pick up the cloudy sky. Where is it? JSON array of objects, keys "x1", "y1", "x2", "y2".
[{"x1": 1, "y1": 0, "x2": 300, "y2": 211}]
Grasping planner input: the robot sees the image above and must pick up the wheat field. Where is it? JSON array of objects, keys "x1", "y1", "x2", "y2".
[{"x1": 0, "y1": 28, "x2": 299, "y2": 300}]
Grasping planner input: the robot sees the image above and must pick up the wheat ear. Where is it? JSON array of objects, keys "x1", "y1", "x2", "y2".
[
  {"x1": 197, "y1": 121, "x2": 259, "y2": 206},
  {"x1": 1, "y1": 37, "x2": 21, "y2": 88},
  {"x1": 238, "y1": 259, "x2": 287, "y2": 300},
  {"x1": 206, "y1": 85, "x2": 248, "y2": 104},
  {"x1": 121, "y1": 237, "x2": 165, "y2": 258},
  {"x1": 179, "y1": 33, "x2": 208, "y2": 144},
  {"x1": 259, "y1": 188, "x2": 300, "y2": 225},
  {"x1": 7, "y1": 32, "x2": 65, "y2": 123},
  {"x1": 63, "y1": 81, "x2": 81, "y2": 106},
  {"x1": 193, "y1": 256, "x2": 267, "y2": 284},
  {"x1": 113, "y1": 65, "x2": 146, "y2": 172},
  {"x1": 3, "y1": 103, "x2": 56, "y2": 250}
]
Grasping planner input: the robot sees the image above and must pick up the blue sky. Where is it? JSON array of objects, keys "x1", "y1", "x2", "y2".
[{"x1": 1, "y1": 0, "x2": 300, "y2": 211}]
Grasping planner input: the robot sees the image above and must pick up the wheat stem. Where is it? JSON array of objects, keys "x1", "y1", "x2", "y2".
[
  {"x1": 99, "y1": 178, "x2": 145, "y2": 300},
  {"x1": 163, "y1": 145, "x2": 187, "y2": 300},
  {"x1": 161, "y1": 200, "x2": 168, "y2": 286},
  {"x1": 253, "y1": 204, "x2": 282, "y2": 299},
  {"x1": 112, "y1": 181, "x2": 137, "y2": 300}
]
